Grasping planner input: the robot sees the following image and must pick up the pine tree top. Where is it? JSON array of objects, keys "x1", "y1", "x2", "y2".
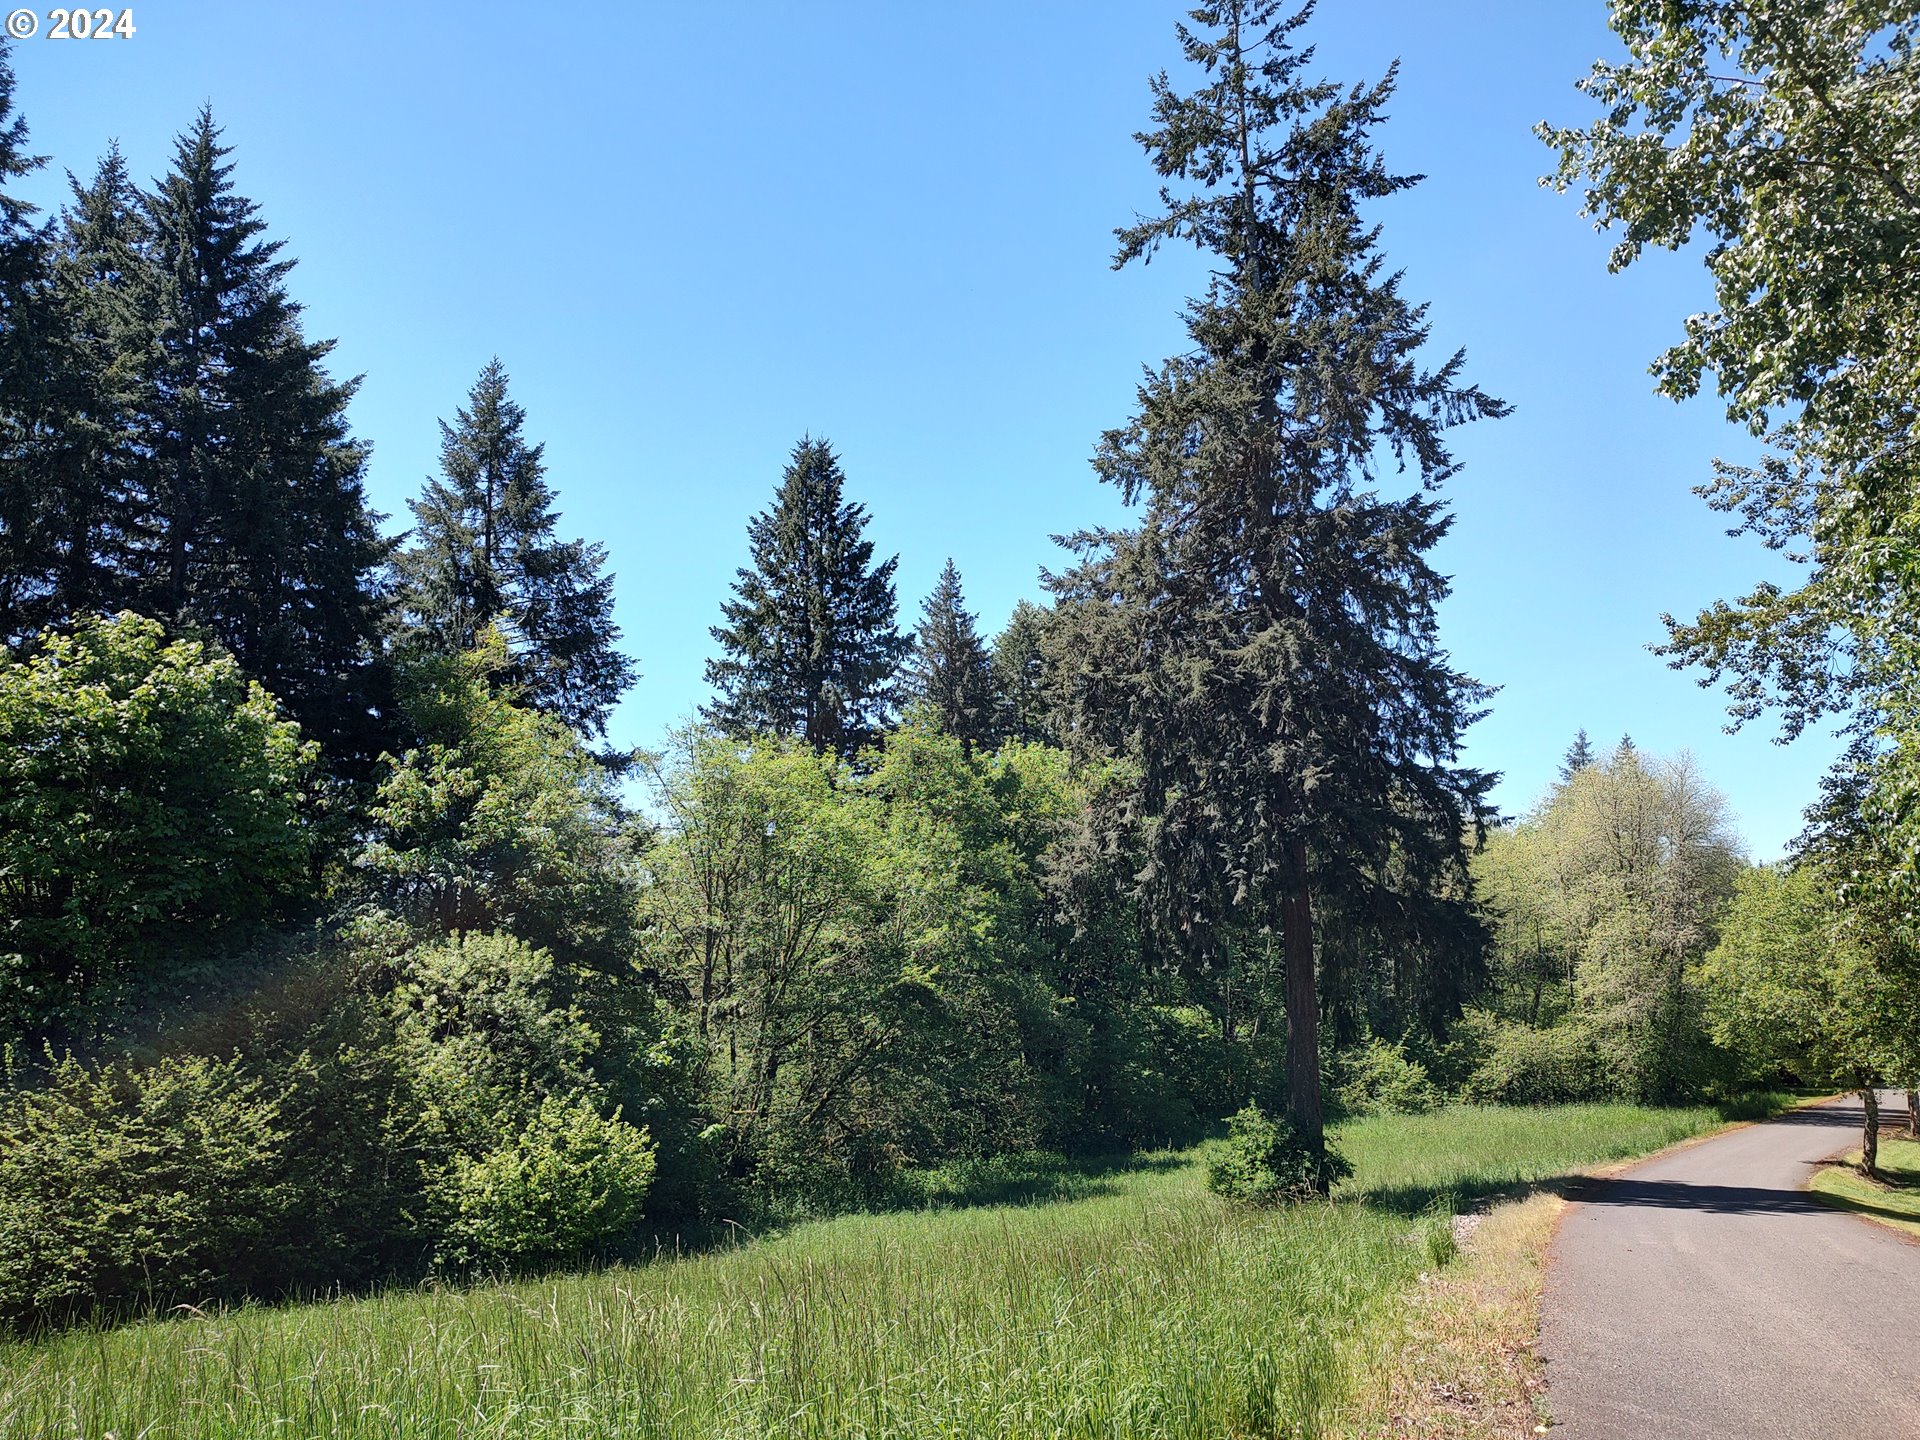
[
  {"x1": 906, "y1": 558, "x2": 995, "y2": 751},
  {"x1": 705, "y1": 437, "x2": 906, "y2": 758},
  {"x1": 1559, "y1": 728, "x2": 1596, "y2": 783}
]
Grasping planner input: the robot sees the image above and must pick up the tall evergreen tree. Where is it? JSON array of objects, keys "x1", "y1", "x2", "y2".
[
  {"x1": 0, "y1": 39, "x2": 60, "y2": 648},
  {"x1": 138, "y1": 109, "x2": 392, "y2": 770},
  {"x1": 705, "y1": 437, "x2": 908, "y2": 759},
  {"x1": 1559, "y1": 728, "x2": 1596, "y2": 784},
  {"x1": 396, "y1": 359, "x2": 633, "y2": 737},
  {"x1": 905, "y1": 558, "x2": 996, "y2": 750},
  {"x1": 991, "y1": 600, "x2": 1055, "y2": 746},
  {"x1": 1049, "y1": 1, "x2": 1504, "y2": 1164},
  {"x1": 30, "y1": 146, "x2": 158, "y2": 634}
]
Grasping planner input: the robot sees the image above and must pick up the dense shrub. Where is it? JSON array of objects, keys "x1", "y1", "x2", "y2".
[
  {"x1": 357, "y1": 637, "x2": 639, "y2": 967},
  {"x1": 0, "y1": 1051, "x2": 297, "y2": 1325},
  {"x1": 391, "y1": 930, "x2": 599, "y2": 1135},
  {"x1": 1461, "y1": 1019, "x2": 1606, "y2": 1104},
  {"x1": 1334, "y1": 1038, "x2": 1442, "y2": 1115},
  {"x1": 429, "y1": 1094, "x2": 656, "y2": 1269},
  {"x1": 0, "y1": 614, "x2": 316, "y2": 1036},
  {"x1": 1205, "y1": 1103, "x2": 1349, "y2": 1206}
]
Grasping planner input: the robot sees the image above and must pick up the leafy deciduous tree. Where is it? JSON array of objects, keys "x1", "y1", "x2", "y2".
[{"x1": 0, "y1": 612, "x2": 316, "y2": 1036}]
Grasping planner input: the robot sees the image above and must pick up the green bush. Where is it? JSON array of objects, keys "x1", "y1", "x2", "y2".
[
  {"x1": 1205, "y1": 1103, "x2": 1350, "y2": 1206},
  {"x1": 0, "y1": 613, "x2": 316, "y2": 1037},
  {"x1": 0, "y1": 1051, "x2": 296, "y2": 1326},
  {"x1": 1334, "y1": 1038, "x2": 1442, "y2": 1115},
  {"x1": 429, "y1": 1093, "x2": 656, "y2": 1270},
  {"x1": 1461, "y1": 1019, "x2": 1606, "y2": 1104},
  {"x1": 358, "y1": 638, "x2": 638, "y2": 969},
  {"x1": 390, "y1": 930, "x2": 598, "y2": 1121}
]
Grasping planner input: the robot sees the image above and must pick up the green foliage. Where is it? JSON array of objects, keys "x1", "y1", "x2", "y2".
[
  {"x1": 0, "y1": 917, "x2": 701, "y2": 1330},
  {"x1": 902, "y1": 559, "x2": 997, "y2": 751},
  {"x1": 1334, "y1": 1039, "x2": 1441, "y2": 1116},
  {"x1": 396, "y1": 359, "x2": 633, "y2": 737},
  {"x1": 0, "y1": 613, "x2": 315, "y2": 1036},
  {"x1": 1206, "y1": 1102, "x2": 1349, "y2": 1206},
  {"x1": 1460, "y1": 1018, "x2": 1605, "y2": 1106},
  {"x1": 1700, "y1": 863, "x2": 1920, "y2": 1092},
  {"x1": 1047, "y1": 0, "x2": 1502, "y2": 1147},
  {"x1": 0, "y1": 1050, "x2": 296, "y2": 1326},
  {"x1": 390, "y1": 930, "x2": 598, "y2": 1145},
  {"x1": 358, "y1": 637, "x2": 638, "y2": 967},
  {"x1": 704, "y1": 437, "x2": 909, "y2": 759},
  {"x1": 989, "y1": 600, "x2": 1056, "y2": 745},
  {"x1": 143, "y1": 112, "x2": 393, "y2": 772},
  {"x1": 1471, "y1": 746, "x2": 1743, "y2": 1102},
  {"x1": 429, "y1": 1093, "x2": 655, "y2": 1271},
  {"x1": 1544, "y1": 5, "x2": 1920, "y2": 742}
]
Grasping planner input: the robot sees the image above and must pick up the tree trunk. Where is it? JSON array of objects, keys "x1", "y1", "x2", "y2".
[
  {"x1": 1280, "y1": 840, "x2": 1324, "y2": 1171},
  {"x1": 1906, "y1": 1089, "x2": 1918, "y2": 1140},
  {"x1": 1859, "y1": 1086, "x2": 1880, "y2": 1181}
]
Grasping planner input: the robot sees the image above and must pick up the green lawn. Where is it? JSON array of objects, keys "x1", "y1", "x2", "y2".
[
  {"x1": 0, "y1": 1103, "x2": 1738, "y2": 1440},
  {"x1": 1810, "y1": 1136, "x2": 1920, "y2": 1238}
]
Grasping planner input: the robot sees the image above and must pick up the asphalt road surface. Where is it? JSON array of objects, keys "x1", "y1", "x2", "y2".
[{"x1": 1540, "y1": 1091, "x2": 1920, "y2": 1439}]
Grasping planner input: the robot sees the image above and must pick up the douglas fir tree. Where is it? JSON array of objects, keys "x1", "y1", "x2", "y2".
[
  {"x1": 705, "y1": 437, "x2": 908, "y2": 759},
  {"x1": 904, "y1": 558, "x2": 997, "y2": 751},
  {"x1": 139, "y1": 109, "x2": 392, "y2": 771},
  {"x1": 1049, "y1": 0, "x2": 1504, "y2": 1172},
  {"x1": 397, "y1": 358, "x2": 633, "y2": 737}
]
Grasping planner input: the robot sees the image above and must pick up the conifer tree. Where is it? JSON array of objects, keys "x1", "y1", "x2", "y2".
[
  {"x1": 396, "y1": 359, "x2": 633, "y2": 737},
  {"x1": 0, "y1": 40, "x2": 60, "y2": 647},
  {"x1": 705, "y1": 437, "x2": 907, "y2": 759},
  {"x1": 138, "y1": 109, "x2": 392, "y2": 770},
  {"x1": 1559, "y1": 728, "x2": 1596, "y2": 783},
  {"x1": 991, "y1": 600, "x2": 1055, "y2": 746},
  {"x1": 1049, "y1": 1, "x2": 1504, "y2": 1165},
  {"x1": 904, "y1": 558, "x2": 996, "y2": 750},
  {"x1": 33, "y1": 146, "x2": 157, "y2": 631}
]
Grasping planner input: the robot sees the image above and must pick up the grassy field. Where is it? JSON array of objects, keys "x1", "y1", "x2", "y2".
[
  {"x1": 0, "y1": 1103, "x2": 1738, "y2": 1440},
  {"x1": 1810, "y1": 1137, "x2": 1920, "y2": 1238}
]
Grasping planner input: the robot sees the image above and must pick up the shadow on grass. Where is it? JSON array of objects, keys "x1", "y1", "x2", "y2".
[
  {"x1": 1348, "y1": 1094, "x2": 1827, "y2": 1220},
  {"x1": 893, "y1": 1149, "x2": 1191, "y2": 1211},
  {"x1": 1808, "y1": 1185, "x2": 1920, "y2": 1233}
]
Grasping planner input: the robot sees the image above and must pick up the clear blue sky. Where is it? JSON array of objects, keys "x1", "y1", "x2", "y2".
[{"x1": 6, "y1": 1, "x2": 1842, "y2": 856}]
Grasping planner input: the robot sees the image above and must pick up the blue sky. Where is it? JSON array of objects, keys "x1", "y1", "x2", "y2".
[{"x1": 5, "y1": 2, "x2": 1841, "y2": 856}]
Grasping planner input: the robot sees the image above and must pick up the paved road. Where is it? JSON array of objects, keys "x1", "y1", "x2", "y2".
[{"x1": 1540, "y1": 1092, "x2": 1920, "y2": 1439}]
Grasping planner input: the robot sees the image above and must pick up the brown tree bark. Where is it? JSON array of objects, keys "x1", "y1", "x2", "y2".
[
  {"x1": 1906, "y1": 1089, "x2": 1918, "y2": 1140},
  {"x1": 1280, "y1": 838, "x2": 1324, "y2": 1177},
  {"x1": 1858, "y1": 1086, "x2": 1880, "y2": 1181}
]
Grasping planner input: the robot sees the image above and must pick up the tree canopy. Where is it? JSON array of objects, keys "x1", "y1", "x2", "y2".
[
  {"x1": 704, "y1": 438, "x2": 908, "y2": 760},
  {"x1": 396, "y1": 359, "x2": 633, "y2": 738},
  {"x1": 1046, "y1": 0, "x2": 1504, "y2": 1159},
  {"x1": 903, "y1": 559, "x2": 997, "y2": 751}
]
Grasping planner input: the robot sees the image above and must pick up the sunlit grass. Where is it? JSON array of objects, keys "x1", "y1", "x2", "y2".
[
  {"x1": 1336, "y1": 1100, "x2": 1738, "y2": 1213},
  {"x1": 1810, "y1": 1136, "x2": 1920, "y2": 1238},
  {"x1": 0, "y1": 1104, "x2": 1748, "y2": 1440}
]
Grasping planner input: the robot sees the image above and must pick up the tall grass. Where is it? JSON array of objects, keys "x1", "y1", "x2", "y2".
[
  {"x1": 1337, "y1": 1100, "x2": 1735, "y2": 1214},
  {"x1": 0, "y1": 1103, "x2": 1742, "y2": 1440}
]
